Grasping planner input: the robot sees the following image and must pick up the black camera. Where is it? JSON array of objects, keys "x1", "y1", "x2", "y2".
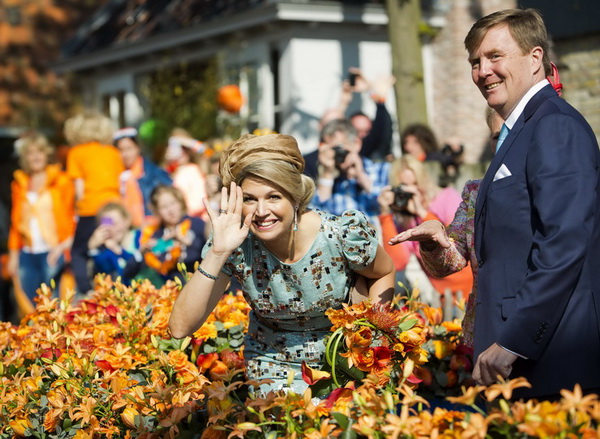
[
  {"x1": 333, "y1": 145, "x2": 349, "y2": 166},
  {"x1": 348, "y1": 72, "x2": 358, "y2": 87},
  {"x1": 390, "y1": 186, "x2": 413, "y2": 213},
  {"x1": 441, "y1": 143, "x2": 464, "y2": 162},
  {"x1": 439, "y1": 143, "x2": 464, "y2": 187}
]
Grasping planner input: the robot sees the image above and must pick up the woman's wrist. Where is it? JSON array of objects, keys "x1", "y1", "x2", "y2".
[
  {"x1": 206, "y1": 247, "x2": 233, "y2": 265},
  {"x1": 378, "y1": 206, "x2": 392, "y2": 215}
]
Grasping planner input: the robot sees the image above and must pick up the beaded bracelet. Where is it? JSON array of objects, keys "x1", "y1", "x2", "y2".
[{"x1": 197, "y1": 265, "x2": 218, "y2": 281}]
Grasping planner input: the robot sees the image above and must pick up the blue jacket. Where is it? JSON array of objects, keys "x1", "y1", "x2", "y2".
[
  {"x1": 474, "y1": 84, "x2": 600, "y2": 398},
  {"x1": 138, "y1": 157, "x2": 172, "y2": 215}
]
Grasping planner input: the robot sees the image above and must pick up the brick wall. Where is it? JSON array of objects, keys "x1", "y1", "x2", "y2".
[
  {"x1": 428, "y1": 0, "x2": 515, "y2": 165},
  {"x1": 554, "y1": 35, "x2": 600, "y2": 144}
]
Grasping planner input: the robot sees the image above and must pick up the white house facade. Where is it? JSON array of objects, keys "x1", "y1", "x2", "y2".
[{"x1": 51, "y1": 0, "x2": 453, "y2": 155}]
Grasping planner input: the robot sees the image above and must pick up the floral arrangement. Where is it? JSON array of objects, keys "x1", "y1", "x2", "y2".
[
  {"x1": 2, "y1": 277, "x2": 600, "y2": 438},
  {"x1": 0, "y1": 276, "x2": 249, "y2": 438},
  {"x1": 301, "y1": 297, "x2": 429, "y2": 397},
  {"x1": 416, "y1": 305, "x2": 475, "y2": 399},
  {"x1": 201, "y1": 370, "x2": 600, "y2": 438}
]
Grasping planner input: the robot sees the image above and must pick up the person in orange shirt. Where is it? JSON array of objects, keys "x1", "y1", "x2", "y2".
[
  {"x1": 7, "y1": 132, "x2": 75, "y2": 310},
  {"x1": 65, "y1": 111, "x2": 124, "y2": 295}
]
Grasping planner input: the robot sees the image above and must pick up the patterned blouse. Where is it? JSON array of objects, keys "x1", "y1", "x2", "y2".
[
  {"x1": 202, "y1": 209, "x2": 379, "y2": 394},
  {"x1": 420, "y1": 180, "x2": 480, "y2": 347}
]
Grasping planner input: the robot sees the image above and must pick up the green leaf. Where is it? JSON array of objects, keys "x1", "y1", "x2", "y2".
[
  {"x1": 340, "y1": 419, "x2": 358, "y2": 439},
  {"x1": 399, "y1": 318, "x2": 418, "y2": 332},
  {"x1": 334, "y1": 356, "x2": 365, "y2": 382},
  {"x1": 202, "y1": 344, "x2": 217, "y2": 354},
  {"x1": 433, "y1": 326, "x2": 448, "y2": 337},
  {"x1": 310, "y1": 378, "x2": 338, "y2": 398},
  {"x1": 229, "y1": 338, "x2": 244, "y2": 348},
  {"x1": 333, "y1": 412, "x2": 350, "y2": 430}
]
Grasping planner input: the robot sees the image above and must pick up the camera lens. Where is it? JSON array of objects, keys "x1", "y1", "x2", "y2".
[
  {"x1": 333, "y1": 145, "x2": 348, "y2": 166},
  {"x1": 390, "y1": 186, "x2": 413, "y2": 213}
]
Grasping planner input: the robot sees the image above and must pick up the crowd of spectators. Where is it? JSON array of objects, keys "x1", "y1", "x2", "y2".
[{"x1": 0, "y1": 68, "x2": 474, "y2": 323}]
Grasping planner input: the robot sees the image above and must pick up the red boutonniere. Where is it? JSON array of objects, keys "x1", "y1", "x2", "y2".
[{"x1": 547, "y1": 62, "x2": 563, "y2": 96}]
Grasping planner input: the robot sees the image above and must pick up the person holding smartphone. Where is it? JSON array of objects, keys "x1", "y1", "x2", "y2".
[{"x1": 87, "y1": 201, "x2": 138, "y2": 287}]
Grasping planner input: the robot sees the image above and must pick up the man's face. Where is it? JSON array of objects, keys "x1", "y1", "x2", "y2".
[
  {"x1": 469, "y1": 24, "x2": 543, "y2": 119},
  {"x1": 351, "y1": 115, "x2": 372, "y2": 140}
]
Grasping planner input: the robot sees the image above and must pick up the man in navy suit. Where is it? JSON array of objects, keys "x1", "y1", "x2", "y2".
[{"x1": 465, "y1": 9, "x2": 600, "y2": 398}]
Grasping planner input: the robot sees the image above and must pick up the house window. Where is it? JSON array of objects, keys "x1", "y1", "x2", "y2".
[{"x1": 101, "y1": 91, "x2": 126, "y2": 128}]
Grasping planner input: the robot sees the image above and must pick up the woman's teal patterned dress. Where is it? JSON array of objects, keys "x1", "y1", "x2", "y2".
[{"x1": 202, "y1": 209, "x2": 379, "y2": 394}]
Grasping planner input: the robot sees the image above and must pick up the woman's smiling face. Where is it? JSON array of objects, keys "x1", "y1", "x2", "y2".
[{"x1": 241, "y1": 177, "x2": 295, "y2": 242}]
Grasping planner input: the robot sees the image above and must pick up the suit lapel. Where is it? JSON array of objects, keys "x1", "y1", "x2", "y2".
[{"x1": 474, "y1": 84, "x2": 556, "y2": 258}]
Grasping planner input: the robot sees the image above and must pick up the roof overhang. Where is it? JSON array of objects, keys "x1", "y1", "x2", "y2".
[{"x1": 52, "y1": 1, "x2": 387, "y2": 75}]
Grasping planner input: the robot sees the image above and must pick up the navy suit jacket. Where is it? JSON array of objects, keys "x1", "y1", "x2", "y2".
[{"x1": 474, "y1": 85, "x2": 600, "y2": 398}]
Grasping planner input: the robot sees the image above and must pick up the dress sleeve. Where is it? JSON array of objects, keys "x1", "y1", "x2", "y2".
[
  {"x1": 337, "y1": 210, "x2": 379, "y2": 271},
  {"x1": 419, "y1": 181, "x2": 479, "y2": 277}
]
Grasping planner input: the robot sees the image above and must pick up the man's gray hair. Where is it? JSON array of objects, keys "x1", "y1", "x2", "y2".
[{"x1": 320, "y1": 118, "x2": 358, "y2": 143}]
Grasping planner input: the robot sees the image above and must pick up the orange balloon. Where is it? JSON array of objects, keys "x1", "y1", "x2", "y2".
[{"x1": 217, "y1": 84, "x2": 243, "y2": 113}]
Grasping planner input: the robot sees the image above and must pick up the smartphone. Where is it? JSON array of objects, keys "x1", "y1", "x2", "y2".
[
  {"x1": 348, "y1": 72, "x2": 357, "y2": 87},
  {"x1": 100, "y1": 217, "x2": 114, "y2": 226}
]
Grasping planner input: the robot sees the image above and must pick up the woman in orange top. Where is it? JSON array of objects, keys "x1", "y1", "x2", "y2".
[
  {"x1": 65, "y1": 111, "x2": 124, "y2": 295},
  {"x1": 377, "y1": 155, "x2": 473, "y2": 305},
  {"x1": 8, "y1": 132, "x2": 75, "y2": 307}
]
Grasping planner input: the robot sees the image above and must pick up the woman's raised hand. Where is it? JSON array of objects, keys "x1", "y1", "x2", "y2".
[
  {"x1": 204, "y1": 182, "x2": 252, "y2": 256},
  {"x1": 388, "y1": 220, "x2": 451, "y2": 250}
]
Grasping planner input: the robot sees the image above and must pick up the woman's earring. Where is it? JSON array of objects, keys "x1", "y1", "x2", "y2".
[{"x1": 293, "y1": 206, "x2": 299, "y2": 232}]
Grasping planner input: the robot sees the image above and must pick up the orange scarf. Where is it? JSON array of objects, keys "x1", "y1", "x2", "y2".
[
  {"x1": 141, "y1": 218, "x2": 192, "y2": 275},
  {"x1": 122, "y1": 157, "x2": 145, "y2": 228}
]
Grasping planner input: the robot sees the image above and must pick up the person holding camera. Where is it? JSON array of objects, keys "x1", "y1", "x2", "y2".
[
  {"x1": 311, "y1": 119, "x2": 390, "y2": 227},
  {"x1": 401, "y1": 123, "x2": 464, "y2": 188},
  {"x1": 377, "y1": 155, "x2": 473, "y2": 302},
  {"x1": 304, "y1": 69, "x2": 395, "y2": 179}
]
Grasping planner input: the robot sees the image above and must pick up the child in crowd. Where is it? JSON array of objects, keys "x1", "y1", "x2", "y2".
[
  {"x1": 87, "y1": 202, "x2": 139, "y2": 286},
  {"x1": 123, "y1": 185, "x2": 206, "y2": 287}
]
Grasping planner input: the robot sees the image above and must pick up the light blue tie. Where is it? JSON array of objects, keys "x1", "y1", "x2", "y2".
[{"x1": 496, "y1": 123, "x2": 510, "y2": 152}]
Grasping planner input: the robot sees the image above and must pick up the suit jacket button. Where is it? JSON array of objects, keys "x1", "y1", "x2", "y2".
[{"x1": 478, "y1": 259, "x2": 484, "y2": 267}]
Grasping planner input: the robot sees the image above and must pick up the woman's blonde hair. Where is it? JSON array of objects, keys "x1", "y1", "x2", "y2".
[
  {"x1": 96, "y1": 201, "x2": 130, "y2": 223},
  {"x1": 389, "y1": 155, "x2": 435, "y2": 202},
  {"x1": 64, "y1": 110, "x2": 114, "y2": 146},
  {"x1": 219, "y1": 134, "x2": 315, "y2": 212},
  {"x1": 17, "y1": 132, "x2": 54, "y2": 173}
]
